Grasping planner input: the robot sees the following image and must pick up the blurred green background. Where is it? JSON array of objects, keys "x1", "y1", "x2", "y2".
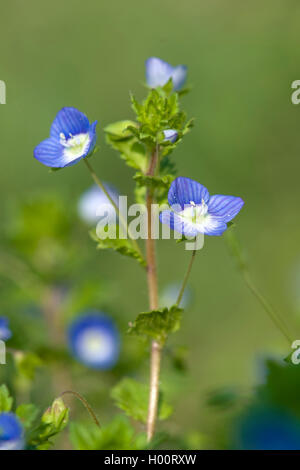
[{"x1": 1, "y1": 0, "x2": 300, "y2": 449}]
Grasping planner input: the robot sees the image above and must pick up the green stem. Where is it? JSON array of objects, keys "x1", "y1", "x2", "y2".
[
  {"x1": 59, "y1": 390, "x2": 101, "y2": 428},
  {"x1": 83, "y1": 158, "x2": 144, "y2": 262},
  {"x1": 146, "y1": 145, "x2": 161, "y2": 443},
  {"x1": 176, "y1": 249, "x2": 197, "y2": 306},
  {"x1": 225, "y1": 229, "x2": 292, "y2": 345}
]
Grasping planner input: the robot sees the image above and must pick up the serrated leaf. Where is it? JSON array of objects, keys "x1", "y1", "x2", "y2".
[
  {"x1": 16, "y1": 403, "x2": 39, "y2": 429},
  {"x1": 0, "y1": 384, "x2": 13, "y2": 412},
  {"x1": 90, "y1": 226, "x2": 146, "y2": 267},
  {"x1": 106, "y1": 133, "x2": 147, "y2": 172},
  {"x1": 134, "y1": 173, "x2": 174, "y2": 191},
  {"x1": 104, "y1": 120, "x2": 138, "y2": 141},
  {"x1": 128, "y1": 305, "x2": 183, "y2": 344},
  {"x1": 111, "y1": 378, "x2": 173, "y2": 424}
]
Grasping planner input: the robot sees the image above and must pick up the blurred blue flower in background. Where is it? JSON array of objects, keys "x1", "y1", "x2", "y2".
[
  {"x1": 160, "y1": 282, "x2": 192, "y2": 309},
  {"x1": 163, "y1": 129, "x2": 178, "y2": 143},
  {"x1": 145, "y1": 57, "x2": 187, "y2": 91},
  {"x1": 0, "y1": 413, "x2": 24, "y2": 450},
  {"x1": 78, "y1": 184, "x2": 119, "y2": 225},
  {"x1": 68, "y1": 312, "x2": 120, "y2": 369},
  {"x1": 160, "y1": 177, "x2": 244, "y2": 237},
  {"x1": 235, "y1": 406, "x2": 300, "y2": 450},
  {"x1": 34, "y1": 107, "x2": 97, "y2": 168},
  {"x1": 0, "y1": 317, "x2": 12, "y2": 341}
]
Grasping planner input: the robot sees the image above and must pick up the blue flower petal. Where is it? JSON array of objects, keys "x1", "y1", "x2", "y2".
[
  {"x1": 159, "y1": 210, "x2": 198, "y2": 237},
  {"x1": 86, "y1": 121, "x2": 98, "y2": 155},
  {"x1": 0, "y1": 413, "x2": 24, "y2": 450},
  {"x1": 171, "y1": 65, "x2": 187, "y2": 91},
  {"x1": 202, "y1": 218, "x2": 228, "y2": 236},
  {"x1": 0, "y1": 317, "x2": 12, "y2": 341},
  {"x1": 163, "y1": 129, "x2": 178, "y2": 143},
  {"x1": 50, "y1": 107, "x2": 90, "y2": 139},
  {"x1": 168, "y1": 177, "x2": 210, "y2": 209},
  {"x1": 68, "y1": 312, "x2": 120, "y2": 370},
  {"x1": 145, "y1": 57, "x2": 174, "y2": 88},
  {"x1": 145, "y1": 57, "x2": 187, "y2": 91},
  {"x1": 208, "y1": 195, "x2": 244, "y2": 222},
  {"x1": 34, "y1": 137, "x2": 65, "y2": 168}
]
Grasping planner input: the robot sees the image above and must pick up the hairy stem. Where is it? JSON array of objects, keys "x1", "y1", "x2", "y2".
[
  {"x1": 60, "y1": 390, "x2": 101, "y2": 428},
  {"x1": 146, "y1": 146, "x2": 161, "y2": 443},
  {"x1": 83, "y1": 158, "x2": 144, "y2": 261},
  {"x1": 176, "y1": 249, "x2": 197, "y2": 306}
]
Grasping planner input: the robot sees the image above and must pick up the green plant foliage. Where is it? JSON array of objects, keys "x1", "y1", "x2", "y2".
[
  {"x1": 90, "y1": 227, "x2": 146, "y2": 267},
  {"x1": 69, "y1": 415, "x2": 147, "y2": 450},
  {"x1": 111, "y1": 377, "x2": 173, "y2": 423},
  {"x1": 105, "y1": 121, "x2": 147, "y2": 173},
  {"x1": 128, "y1": 305, "x2": 183, "y2": 345},
  {"x1": 0, "y1": 384, "x2": 13, "y2": 412},
  {"x1": 28, "y1": 397, "x2": 69, "y2": 450},
  {"x1": 16, "y1": 403, "x2": 39, "y2": 429}
]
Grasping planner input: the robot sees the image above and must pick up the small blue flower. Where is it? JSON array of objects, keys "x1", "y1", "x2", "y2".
[
  {"x1": 0, "y1": 413, "x2": 24, "y2": 450},
  {"x1": 68, "y1": 312, "x2": 120, "y2": 369},
  {"x1": 145, "y1": 57, "x2": 187, "y2": 91},
  {"x1": 160, "y1": 177, "x2": 244, "y2": 237},
  {"x1": 163, "y1": 129, "x2": 178, "y2": 143},
  {"x1": 0, "y1": 317, "x2": 12, "y2": 341},
  {"x1": 78, "y1": 184, "x2": 119, "y2": 225},
  {"x1": 34, "y1": 107, "x2": 97, "y2": 168},
  {"x1": 235, "y1": 406, "x2": 300, "y2": 450}
]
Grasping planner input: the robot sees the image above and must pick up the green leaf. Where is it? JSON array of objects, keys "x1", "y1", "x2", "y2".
[
  {"x1": 16, "y1": 403, "x2": 39, "y2": 429},
  {"x1": 133, "y1": 173, "x2": 174, "y2": 191},
  {"x1": 105, "y1": 128, "x2": 147, "y2": 172},
  {"x1": 128, "y1": 305, "x2": 183, "y2": 344},
  {"x1": 111, "y1": 378, "x2": 173, "y2": 424},
  {"x1": 104, "y1": 120, "x2": 138, "y2": 141},
  {"x1": 0, "y1": 384, "x2": 13, "y2": 412},
  {"x1": 70, "y1": 415, "x2": 147, "y2": 450},
  {"x1": 90, "y1": 226, "x2": 146, "y2": 267}
]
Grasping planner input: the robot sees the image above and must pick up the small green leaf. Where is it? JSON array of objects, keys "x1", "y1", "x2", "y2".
[
  {"x1": 16, "y1": 403, "x2": 39, "y2": 429},
  {"x1": 70, "y1": 415, "x2": 147, "y2": 450},
  {"x1": 90, "y1": 226, "x2": 146, "y2": 267},
  {"x1": 111, "y1": 378, "x2": 173, "y2": 424},
  {"x1": 128, "y1": 305, "x2": 183, "y2": 344},
  {"x1": 104, "y1": 120, "x2": 138, "y2": 141},
  {"x1": 105, "y1": 130, "x2": 147, "y2": 172},
  {"x1": 0, "y1": 384, "x2": 13, "y2": 412},
  {"x1": 133, "y1": 173, "x2": 174, "y2": 191}
]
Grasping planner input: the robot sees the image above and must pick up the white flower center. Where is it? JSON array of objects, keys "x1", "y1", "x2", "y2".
[
  {"x1": 77, "y1": 329, "x2": 114, "y2": 364},
  {"x1": 179, "y1": 199, "x2": 208, "y2": 225},
  {"x1": 60, "y1": 132, "x2": 90, "y2": 162}
]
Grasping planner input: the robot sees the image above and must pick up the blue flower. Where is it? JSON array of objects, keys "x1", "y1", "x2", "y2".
[
  {"x1": 34, "y1": 107, "x2": 97, "y2": 168},
  {"x1": 68, "y1": 312, "x2": 120, "y2": 369},
  {"x1": 145, "y1": 57, "x2": 187, "y2": 91},
  {"x1": 235, "y1": 406, "x2": 300, "y2": 450},
  {"x1": 78, "y1": 184, "x2": 119, "y2": 225},
  {"x1": 160, "y1": 177, "x2": 244, "y2": 237},
  {"x1": 0, "y1": 317, "x2": 12, "y2": 341},
  {"x1": 0, "y1": 413, "x2": 24, "y2": 450},
  {"x1": 163, "y1": 129, "x2": 178, "y2": 143}
]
